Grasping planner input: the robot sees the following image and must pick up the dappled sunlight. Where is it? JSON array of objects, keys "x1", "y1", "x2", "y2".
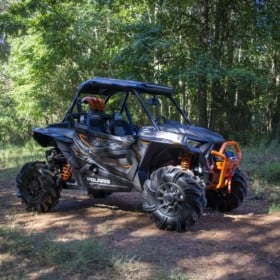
[
  {"x1": 1, "y1": 0, "x2": 279, "y2": 278},
  {"x1": 0, "y1": 252, "x2": 16, "y2": 267},
  {"x1": 177, "y1": 252, "x2": 262, "y2": 280},
  {"x1": 27, "y1": 267, "x2": 58, "y2": 280},
  {"x1": 1, "y1": 175, "x2": 280, "y2": 279}
]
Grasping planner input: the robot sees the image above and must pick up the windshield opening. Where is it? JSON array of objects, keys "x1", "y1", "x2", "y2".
[{"x1": 73, "y1": 89, "x2": 189, "y2": 128}]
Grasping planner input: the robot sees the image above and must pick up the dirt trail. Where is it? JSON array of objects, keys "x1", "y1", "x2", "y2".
[{"x1": 0, "y1": 176, "x2": 280, "y2": 280}]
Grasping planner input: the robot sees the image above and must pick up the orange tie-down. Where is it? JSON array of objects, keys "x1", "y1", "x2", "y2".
[{"x1": 210, "y1": 141, "x2": 242, "y2": 193}]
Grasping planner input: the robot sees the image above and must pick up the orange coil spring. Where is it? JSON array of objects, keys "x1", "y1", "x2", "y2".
[
  {"x1": 61, "y1": 163, "x2": 72, "y2": 181},
  {"x1": 181, "y1": 153, "x2": 192, "y2": 170}
]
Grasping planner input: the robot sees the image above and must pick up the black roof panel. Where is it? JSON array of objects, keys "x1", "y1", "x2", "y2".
[{"x1": 77, "y1": 77, "x2": 174, "y2": 95}]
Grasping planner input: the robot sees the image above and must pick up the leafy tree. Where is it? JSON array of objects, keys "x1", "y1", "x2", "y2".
[{"x1": 0, "y1": 0, "x2": 279, "y2": 144}]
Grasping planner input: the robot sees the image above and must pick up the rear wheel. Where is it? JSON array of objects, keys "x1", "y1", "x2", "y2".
[
  {"x1": 206, "y1": 168, "x2": 248, "y2": 212},
  {"x1": 143, "y1": 166, "x2": 206, "y2": 232},
  {"x1": 16, "y1": 161, "x2": 61, "y2": 212}
]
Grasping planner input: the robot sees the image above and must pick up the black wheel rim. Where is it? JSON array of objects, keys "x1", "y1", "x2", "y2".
[
  {"x1": 156, "y1": 182, "x2": 184, "y2": 216},
  {"x1": 26, "y1": 176, "x2": 43, "y2": 201}
]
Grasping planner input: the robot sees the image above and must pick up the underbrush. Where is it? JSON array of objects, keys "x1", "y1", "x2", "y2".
[
  {"x1": 0, "y1": 140, "x2": 44, "y2": 178},
  {"x1": 0, "y1": 224, "x2": 188, "y2": 279},
  {"x1": 241, "y1": 140, "x2": 280, "y2": 213},
  {"x1": 0, "y1": 225, "x2": 114, "y2": 267}
]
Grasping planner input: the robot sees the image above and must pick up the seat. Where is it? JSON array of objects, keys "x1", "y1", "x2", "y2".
[
  {"x1": 82, "y1": 96, "x2": 109, "y2": 133},
  {"x1": 110, "y1": 113, "x2": 133, "y2": 136},
  {"x1": 87, "y1": 111, "x2": 109, "y2": 134}
]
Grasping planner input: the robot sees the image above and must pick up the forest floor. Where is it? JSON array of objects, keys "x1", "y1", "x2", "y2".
[{"x1": 0, "y1": 173, "x2": 280, "y2": 280}]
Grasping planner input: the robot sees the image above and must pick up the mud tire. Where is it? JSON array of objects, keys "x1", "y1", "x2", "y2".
[
  {"x1": 16, "y1": 161, "x2": 60, "y2": 212},
  {"x1": 143, "y1": 166, "x2": 206, "y2": 232},
  {"x1": 206, "y1": 168, "x2": 248, "y2": 212}
]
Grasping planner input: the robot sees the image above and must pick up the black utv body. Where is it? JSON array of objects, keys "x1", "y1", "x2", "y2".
[{"x1": 16, "y1": 77, "x2": 248, "y2": 231}]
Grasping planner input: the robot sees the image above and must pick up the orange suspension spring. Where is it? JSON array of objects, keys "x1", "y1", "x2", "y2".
[
  {"x1": 180, "y1": 153, "x2": 192, "y2": 170},
  {"x1": 61, "y1": 163, "x2": 72, "y2": 181}
]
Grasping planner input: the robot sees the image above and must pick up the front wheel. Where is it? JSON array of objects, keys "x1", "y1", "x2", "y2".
[
  {"x1": 206, "y1": 168, "x2": 248, "y2": 212},
  {"x1": 143, "y1": 166, "x2": 206, "y2": 232},
  {"x1": 16, "y1": 161, "x2": 61, "y2": 212}
]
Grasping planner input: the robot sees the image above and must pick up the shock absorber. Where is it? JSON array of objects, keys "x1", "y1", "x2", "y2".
[
  {"x1": 61, "y1": 163, "x2": 72, "y2": 181},
  {"x1": 181, "y1": 152, "x2": 192, "y2": 171}
]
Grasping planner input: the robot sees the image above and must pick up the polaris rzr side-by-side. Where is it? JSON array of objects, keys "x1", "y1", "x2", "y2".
[{"x1": 16, "y1": 77, "x2": 248, "y2": 231}]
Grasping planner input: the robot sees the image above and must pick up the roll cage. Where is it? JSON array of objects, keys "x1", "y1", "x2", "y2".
[{"x1": 63, "y1": 77, "x2": 192, "y2": 130}]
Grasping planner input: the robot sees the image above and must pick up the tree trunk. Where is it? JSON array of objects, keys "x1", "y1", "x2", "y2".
[
  {"x1": 209, "y1": 0, "x2": 227, "y2": 131},
  {"x1": 197, "y1": 0, "x2": 209, "y2": 127},
  {"x1": 271, "y1": 50, "x2": 280, "y2": 140}
]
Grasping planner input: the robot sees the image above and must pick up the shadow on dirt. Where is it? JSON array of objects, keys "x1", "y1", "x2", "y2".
[{"x1": 1, "y1": 175, "x2": 280, "y2": 279}]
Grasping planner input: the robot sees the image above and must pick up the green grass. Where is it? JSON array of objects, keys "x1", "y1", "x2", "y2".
[
  {"x1": 0, "y1": 140, "x2": 45, "y2": 169},
  {"x1": 241, "y1": 140, "x2": 280, "y2": 211},
  {"x1": 268, "y1": 202, "x2": 280, "y2": 214},
  {"x1": 169, "y1": 268, "x2": 189, "y2": 280},
  {"x1": 0, "y1": 140, "x2": 45, "y2": 178},
  {"x1": 241, "y1": 140, "x2": 280, "y2": 182},
  {"x1": 0, "y1": 225, "x2": 113, "y2": 275},
  {"x1": 0, "y1": 224, "x2": 188, "y2": 279}
]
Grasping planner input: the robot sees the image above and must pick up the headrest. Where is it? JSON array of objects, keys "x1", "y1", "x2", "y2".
[
  {"x1": 112, "y1": 112, "x2": 124, "y2": 121},
  {"x1": 82, "y1": 96, "x2": 105, "y2": 111}
]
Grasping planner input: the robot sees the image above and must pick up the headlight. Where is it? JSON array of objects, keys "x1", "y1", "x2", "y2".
[{"x1": 156, "y1": 131, "x2": 185, "y2": 143}]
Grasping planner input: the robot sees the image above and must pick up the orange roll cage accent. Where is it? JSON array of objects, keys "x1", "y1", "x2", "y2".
[{"x1": 210, "y1": 141, "x2": 242, "y2": 192}]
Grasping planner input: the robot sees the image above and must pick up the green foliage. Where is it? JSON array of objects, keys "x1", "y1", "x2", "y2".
[
  {"x1": 0, "y1": 0, "x2": 279, "y2": 143},
  {"x1": 39, "y1": 238, "x2": 111, "y2": 270},
  {"x1": 269, "y1": 202, "x2": 280, "y2": 214},
  {"x1": 241, "y1": 140, "x2": 280, "y2": 181},
  {"x1": 241, "y1": 140, "x2": 280, "y2": 207},
  {"x1": 169, "y1": 268, "x2": 189, "y2": 280},
  {"x1": 262, "y1": 162, "x2": 280, "y2": 184},
  {"x1": 0, "y1": 140, "x2": 44, "y2": 179},
  {"x1": 227, "y1": 68, "x2": 267, "y2": 89},
  {"x1": 115, "y1": 22, "x2": 174, "y2": 81},
  {"x1": 0, "y1": 223, "x2": 191, "y2": 278},
  {"x1": 0, "y1": 225, "x2": 111, "y2": 271}
]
